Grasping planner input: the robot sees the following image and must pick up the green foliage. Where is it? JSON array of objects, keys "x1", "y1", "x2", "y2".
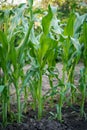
[
  {"x1": 0, "y1": 85, "x2": 5, "y2": 93},
  {"x1": 0, "y1": 1, "x2": 87, "y2": 127},
  {"x1": 79, "y1": 68, "x2": 86, "y2": 117}
]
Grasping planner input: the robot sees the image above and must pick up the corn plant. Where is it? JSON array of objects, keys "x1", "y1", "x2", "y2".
[
  {"x1": 10, "y1": 8, "x2": 33, "y2": 124},
  {"x1": 79, "y1": 21, "x2": 87, "y2": 117},
  {"x1": 83, "y1": 22, "x2": 87, "y2": 83},
  {"x1": 59, "y1": 13, "x2": 82, "y2": 104},
  {"x1": 22, "y1": 5, "x2": 58, "y2": 119},
  {"x1": 0, "y1": 0, "x2": 87, "y2": 126},
  {"x1": 0, "y1": 30, "x2": 11, "y2": 126},
  {"x1": 47, "y1": 13, "x2": 63, "y2": 105},
  {"x1": 0, "y1": 1, "x2": 33, "y2": 125},
  {"x1": 79, "y1": 68, "x2": 86, "y2": 117},
  {"x1": 0, "y1": 9, "x2": 12, "y2": 125},
  {"x1": 60, "y1": 13, "x2": 76, "y2": 83}
]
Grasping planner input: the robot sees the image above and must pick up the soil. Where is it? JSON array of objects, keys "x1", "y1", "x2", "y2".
[
  {"x1": 0, "y1": 104, "x2": 87, "y2": 130},
  {"x1": 0, "y1": 62, "x2": 87, "y2": 130}
]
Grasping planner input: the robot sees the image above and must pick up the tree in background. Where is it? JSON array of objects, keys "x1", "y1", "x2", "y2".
[{"x1": 41, "y1": 0, "x2": 87, "y2": 14}]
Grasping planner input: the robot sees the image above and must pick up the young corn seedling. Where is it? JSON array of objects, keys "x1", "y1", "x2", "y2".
[
  {"x1": 79, "y1": 21, "x2": 87, "y2": 117},
  {"x1": 60, "y1": 13, "x2": 81, "y2": 105},
  {"x1": 61, "y1": 13, "x2": 76, "y2": 84},
  {"x1": 47, "y1": 10, "x2": 62, "y2": 106},
  {"x1": 83, "y1": 22, "x2": 87, "y2": 86},
  {"x1": 0, "y1": 30, "x2": 11, "y2": 126},
  {"x1": 0, "y1": 8, "x2": 13, "y2": 126},
  {"x1": 22, "y1": 5, "x2": 58, "y2": 119},
  {"x1": 10, "y1": 17, "x2": 33, "y2": 123},
  {"x1": 0, "y1": 1, "x2": 33, "y2": 124},
  {"x1": 35, "y1": 5, "x2": 57, "y2": 119}
]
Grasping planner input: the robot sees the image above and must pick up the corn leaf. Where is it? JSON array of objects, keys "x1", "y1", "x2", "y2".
[
  {"x1": 64, "y1": 13, "x2": 75, "y2": 37},
  {"x1": 74, "y1": 13, "x2": 87, "y2": 35},
  {"x1": 28, "y1": 0, "x2": 33, "y2": 7},
  {"x1": 42, "y1": 5, "x2": 53, "y2": 35},
  {"x1": 0, "y1": 85, "x2": 5, "y2": 93},
  {"x1": 83, "y1": 22, "x2": 87, "y2": 67},
  {"x1": 0, "y1": 30, "x2": 8, "y2": 50}
]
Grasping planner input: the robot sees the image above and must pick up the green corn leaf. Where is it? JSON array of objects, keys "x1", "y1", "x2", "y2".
[
  {"x1": 71, "y1": 37, "x2": 81, "y2": 52},
  {"x1": 28, "y1": 0, "x2": 33, "y2": 7},
  {"x1": 0, "y1": 30, "x2": 8, "y2": 50},
  {"x1": 42, "y1": 5, "x2": 53, "y2": 35},
  {"x1": 39, "y1": 34, "x2": 50, "y2": 58},
  {"x1": 79, "y1": 68, "x2": 86, "y2": 91},
  {"x1": 0, "y1": 46, "x2": 5, "y2": 67},
  {"x1": 10, "y1": 42, "x2": 17, "y2": 69},
  {"x1": 0, "y1": 10, "x2": 4, "y2": 25},
  {"x1": 50, "y1": 6, "x2": 57, "y2": 15},
  {"x1": 83, "y1": 22, "x2": 87, "y2": 46},
  {"x1": 0, "y1": 31, "x2": 10, "y2": 71},
  {"x1": 64, "y1": 13, "x2": 76, "y2": 37},
  {"x1": 52, "y1": 17, "x2": 63, "y2": 35},
  {"x1": 17, "y1": 21, "x2": 33, "y2": 62},
  {"x1": 38, "y1": 33, "x2": 57, "y2": 64},
  {"x1": 47, "y1": 50, "x2": 56, "y2": 67},
  {"x1": 29, "y1": 27, "x2": 39, "y2": 44},
  {"x1": 74, "y1": 13, "x2": 87, "y2": 35},
  {"x1": 0, "y1": 85, "x2": 5, "y2": 93},
  {"x1": 83, "y1": 22, "x2": 87, "y2": 67},
  {"x1": 9, "y1": 4, "x2": 27, "y2": 38}
]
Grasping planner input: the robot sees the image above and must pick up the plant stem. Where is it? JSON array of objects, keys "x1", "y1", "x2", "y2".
[
  {"x1": 81, "y1": 68, "x2": 87, "y2": 117},
  {"x1": 2, "y1": 87, "x2": 7, "y2": 126},
  {"x1": 49, "y1": 75, "x2": 54, "y2": 106},
  {"x1": 38, "y1": 70, "x2": 43, "y2": 119},
  {"x1": 81, "y1": 88, "x2": 86, "y2": 117},
  {"x1": 58, "y1": 91, "x2": 63, "y2": 121},
  {"x1": 7, "y1": 86, "x2": 10, "y2": 113},
  {"x1": 16, "y1": 85, "x2": 21, "y2": 123},
  {"x1": 2, "y1": 75, "x2": 8, "y2": 126},
  {"x1": 62, "y1": 64, "x2": 66, "y2": 83},
  {"x1": 67, "y1": 65, "x2": 75, "y2": 104},
  {"x1": 56, "y1": 91, "x2": 63, "y2": 122},
  {"x1": 24, "y1": 87, "x2": 28, "y2": 113}
]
